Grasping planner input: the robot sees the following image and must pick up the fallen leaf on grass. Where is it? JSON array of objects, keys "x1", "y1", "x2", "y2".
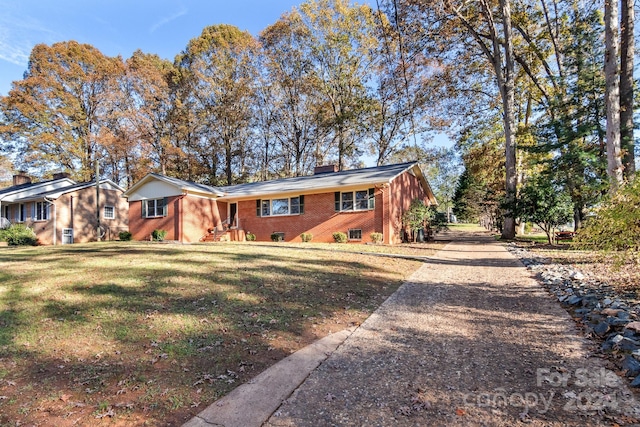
[
  {"x1": 455, "y1": 408, "x2": 466, "y2": 416},
  {"x1": 95, "y1": 408, "x2": 115, "y2": 419}
]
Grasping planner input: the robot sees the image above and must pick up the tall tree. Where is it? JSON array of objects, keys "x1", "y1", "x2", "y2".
[
  {"x1": 0, "y1": 41, "x2": 123, "y2": 181},
  {"x1": 297, "y1": 0, "x2": 379, "y2": 170},
  {"x1": 604, "y1": 0, "x2": 624, "y2": 191},
  {"x1": 620, "y1": 0, "x2": 635, "y2": 179},
  {"x1": 391, "y1": 0, "x2": 518, "y2": 238},
  {"x1": 260, "y1": 13, "x2": 323, "y2": 177},
  {"x1": 178, "y1": 25, "x2": 261, "y2": 185},
  {"x1": 119, "y1": 50, "x2": 178, "y2": 182}
]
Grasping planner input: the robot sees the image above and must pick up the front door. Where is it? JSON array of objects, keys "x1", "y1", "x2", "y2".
[{"x1": 230, "y1": 203, "x2": 237, "y2": 228}]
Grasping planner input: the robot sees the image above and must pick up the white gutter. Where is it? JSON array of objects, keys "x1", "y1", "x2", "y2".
[{"x1": 43, "y1": 197, "x2": 56, "y2": 245}]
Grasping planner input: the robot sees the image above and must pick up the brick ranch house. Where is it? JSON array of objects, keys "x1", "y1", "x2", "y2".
[
  {"x1": 123, "y1": 162, "x2": 437, "y2": 245},
  {"x1": 0, "y1": 172, "x2": 128, "y2": 245}
]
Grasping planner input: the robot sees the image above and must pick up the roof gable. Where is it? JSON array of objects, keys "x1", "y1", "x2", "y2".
[
  {"x1": 122, "y1": 173, "x2": 225, "y2": 201},
  {"x1": 0, "y1": 178, "x2": 77, "y2": 202}
]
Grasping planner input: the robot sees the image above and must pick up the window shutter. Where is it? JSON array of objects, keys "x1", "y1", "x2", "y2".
[
  {"x1": 256, "y1": 200, "x2": 261, "y2": 216},
  {"x1": 162, "y1": 197, "x2": 168, "y2": 217},
  {"x1": 299, "y1": 195, "x2": 304, "y2": 214},
  {"x1": 334, "y1": 192, "x2": 340, "y2": 211},
  {"x1": 141, "y1": 200, "x2": 147, "y2": 218},
  {"x1": 368, "y1": 188, "x2": 375, "y2": 209},
  {"x1": 31, "y1": 202, "x2": 35, "y2": 220}
]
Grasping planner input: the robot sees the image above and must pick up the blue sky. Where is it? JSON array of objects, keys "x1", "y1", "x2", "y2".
[
  {"x1": 0, "y1": 0, "x2": 452, "y2": 153},
  {"x1": 0, "y1": 0, "x2": 308, "y2": 96}
]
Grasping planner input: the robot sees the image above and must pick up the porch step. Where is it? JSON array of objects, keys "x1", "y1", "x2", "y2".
[{"x1": 201, "y1": 231, "x2": 230, "y2": 242}]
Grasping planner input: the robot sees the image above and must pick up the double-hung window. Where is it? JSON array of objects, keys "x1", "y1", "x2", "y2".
[
  {"x1": 104, "y1": 206, "x2": 115, "y2": 219},
  {"x1": 335, "y1": 189, "x2": 375, "y2": 212},
  {"x1": 142, "y1": 198, "x2": 167, "y2": 218},
  {"x1": 256, "y1": 196, "x2": 304, "y2": 217},
  {"x1": 34, "y1": 201, "x2": 49, "y2": 221},
  {"x1": 15, "y1": 203, "x2": 26, "y2": 223}
]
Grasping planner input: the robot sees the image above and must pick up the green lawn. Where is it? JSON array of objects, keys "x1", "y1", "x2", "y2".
[{"x1": 0, "y1": 241, "x2": 439, "y2": 425}]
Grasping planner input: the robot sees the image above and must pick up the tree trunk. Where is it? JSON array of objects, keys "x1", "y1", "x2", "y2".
[
  {"x1": 499, "y1": 0, "x2": 517, "y2": 240},
  {"x1": 620, "y1": 0, "x2": 635, "y2": 179},
  {"x1": 604, "y1": 0, "x2": 624, "y2": 191}
]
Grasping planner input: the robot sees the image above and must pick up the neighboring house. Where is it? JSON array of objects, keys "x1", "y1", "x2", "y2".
[
  {"x1": 0, "y1": 172, "x2": 129, "y2": 245},
  {"x1": 123, "y1": 161, "x2": 437, "y2": 245}
]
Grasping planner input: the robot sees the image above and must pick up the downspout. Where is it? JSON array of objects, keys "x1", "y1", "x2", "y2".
[
  {"x1": 43, "y1": 197, "x2": 56, "y2": 245},
  {"x1": 180, "y1": 193, "x2": 186, "y2": 243}
]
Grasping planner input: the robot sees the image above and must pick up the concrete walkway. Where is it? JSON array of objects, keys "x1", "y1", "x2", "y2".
[{"x1": 184, "y1": 233, "x2": 639, "y2": 426}]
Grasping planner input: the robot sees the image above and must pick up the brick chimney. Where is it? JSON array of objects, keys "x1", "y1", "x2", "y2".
[
  {"x1": 53, "y1": 172, "x2": 70, "y2": 180},
  {"x1": 313, "y1": 164, "x2": 338, "y2": 175},
  {"x1": 12, "y1": 172, "x2": 31, "y2": 186}
]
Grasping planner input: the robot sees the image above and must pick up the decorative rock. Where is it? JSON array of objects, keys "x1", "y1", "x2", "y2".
[
  {"x1": 602, "y1": 308, "x2": 621, "y2": 317},
  {"x1": 622, "y1": 356, "x2": 640, "y2": 377},
  {"x1": 617, "y1": 311, "x2": 631, "y2": 321},
  {"x1": 571, "y1": 271, "x2": 585, "y2": 280},
  {"x1": 618, "y1": 337, "x2": 640, "y2": 352},
  {"x1": 594, "y1": 322, "x2": 610, "y2": 337},
  {"x1": 625, "y1": 321, "x2": 640, "y2": 332},
  {"x1": 567, "y1": 295, "x2": 582, "y2": 305}
]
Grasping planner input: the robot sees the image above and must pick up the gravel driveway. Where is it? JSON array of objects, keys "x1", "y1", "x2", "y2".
[{"x1": 265, "y1": 231, "x2": 639, "y2": 426}]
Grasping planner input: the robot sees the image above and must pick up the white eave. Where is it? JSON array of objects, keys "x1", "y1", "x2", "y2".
[{"x1": 122, "y1": 173, "x2": 225, "y2": 201}]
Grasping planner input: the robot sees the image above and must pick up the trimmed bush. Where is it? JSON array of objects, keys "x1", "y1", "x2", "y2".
[
  {"x1": 152, "y1": 229, "x2": 167, "y2": 241},
  {"x1": 271, "y1": 232, "x2": 284, "y2": 242},
  {"x1": 332, "y1": 232, "x2": 348, "y2": 243},
  {"x1": 370, "y1": 232, "x2": 383, "y2": 244},
  {"x1": 0, "y1": 224, "x2": 37, "y2": 246},
  {"x1": 119, "y1": 231, "x2": 132, "y2": 241},
  {"x1": 300, "y1": 232, "x2": 313, "y2": 242},
  {"x1": 245, "y1": 232, "x2": 256, "y2": 241}
]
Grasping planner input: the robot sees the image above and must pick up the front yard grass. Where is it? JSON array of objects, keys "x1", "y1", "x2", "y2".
[{"x1": 0, "y1": 240, "x2": 442, "y2": 426}]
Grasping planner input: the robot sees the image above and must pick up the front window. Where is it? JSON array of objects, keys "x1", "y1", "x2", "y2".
[
  {"x1": 2, "y1": 205, "x2": 9, "y2": 220},
  {"x1": 341, "y1": 192, "x2": 354, "y2": 211},
  {"x1": 142, "y1": 198, "x2": 167, "y2": 218},
  {"x1": 257, "y1": 196, "x2": 304, "y2": 217},
  {"x1": 34, "y1": 201, "x2": 49, "y2": 221},
  {"x1": 336, "y1": 189, "x2": 375, "y2": 212},
  {"x1": 104, "y1": 206, "x2": 115, "y2": 219},
  {"x1": 271, "y1": 198, "x2": 289, "y2": 215}
]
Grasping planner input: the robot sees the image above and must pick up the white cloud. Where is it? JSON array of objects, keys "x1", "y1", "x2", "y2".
[
  {"x1": 0, "y1": 7, "x2": 60, "y2": 67},
  {"x1": 149, "y1": 7, "x2": 188, "y2": 34}
]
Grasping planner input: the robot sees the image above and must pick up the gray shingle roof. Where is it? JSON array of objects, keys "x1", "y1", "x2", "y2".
[{"x1": 219, "y1": 162, "x2": 420, "y2": 198}]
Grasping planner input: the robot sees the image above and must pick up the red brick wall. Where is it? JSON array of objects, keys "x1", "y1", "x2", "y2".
[
  {"x1": 237, "y1": 190, "x2": 385, "y2": 243},
  {"x1": 129, "y1": 196, "x2": 180, "y2": 241},
  {"x1": 388, "y1": 171, "x2": 432, "y2": 244},
  {"x1": 181, "y1": 197, "x2": 225, "y2": 243},
  {"x1": 129, "y1": 195, "x2": 224, "y2": 242}
]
